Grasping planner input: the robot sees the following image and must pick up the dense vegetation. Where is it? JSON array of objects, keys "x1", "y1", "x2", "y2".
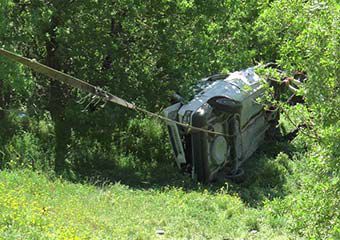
[{"x1": 0, "y1": 0, "x2": 339, "y2": 239}]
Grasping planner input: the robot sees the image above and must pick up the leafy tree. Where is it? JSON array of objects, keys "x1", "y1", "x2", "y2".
[
  {"x1": 0, "y1": 0, "x2": 33, "y2": 120},
  {"x1": 1, "y1": 0, "x2": 264, "y2": 172},
  {"x1": 255, "y1": 0, "x2": 339, "y2": 126}
]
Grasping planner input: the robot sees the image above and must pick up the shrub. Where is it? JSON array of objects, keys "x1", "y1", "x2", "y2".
[
  {"x1": 1, "y1": 131, "x2": 53, "y2": 171},
  {"x1": 120, "y1": 117, "x2": 172, "y2": 164}
]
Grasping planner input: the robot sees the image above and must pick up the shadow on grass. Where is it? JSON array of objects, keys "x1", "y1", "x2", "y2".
[
  {"x1": 231, "y1": 139, "x2": 303, "y2": 207},
  {"x1": 69, "y1": 155, "x2": 198, "y2": 190},
  {"x1": 65, "y1": 139, "x2": 303, "y2": 208}
]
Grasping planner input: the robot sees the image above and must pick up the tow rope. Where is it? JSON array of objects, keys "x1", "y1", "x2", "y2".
[{"x1": 0, "y1": 48, "x2": 227, "y2": 137}]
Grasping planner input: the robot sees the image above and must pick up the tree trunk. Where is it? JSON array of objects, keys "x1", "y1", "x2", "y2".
[
  {"x1": 0, "y1": 79, "x2": 5, "y2": 120},
  {"x1": 45, "y1": 14, "x2": 71, "y2": 174}
]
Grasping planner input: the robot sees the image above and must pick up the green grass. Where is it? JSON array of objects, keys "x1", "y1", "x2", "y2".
[
  {"x1": 0, "y1": 120, "x2": 338, "y2": 239},
  {"x1": 0, "y1": 169, "x2": 296, "y2": 240}
]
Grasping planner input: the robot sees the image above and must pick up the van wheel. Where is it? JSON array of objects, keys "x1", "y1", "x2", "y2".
[{"x1": 208, "y1": 97, "x2": 242, "y2": 113}]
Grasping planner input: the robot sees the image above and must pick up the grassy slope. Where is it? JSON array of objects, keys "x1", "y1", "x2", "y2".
[{"x1": 0, "y1": 169, "x2": 295, "y2": 240}]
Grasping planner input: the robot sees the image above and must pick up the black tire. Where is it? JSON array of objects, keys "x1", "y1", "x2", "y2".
[
  {"x1": 191, "y1": 106, "x2": 210, "y2": 183},
  {"x1": 208, "y1": 97, "x2": 242, "y2": 113}
]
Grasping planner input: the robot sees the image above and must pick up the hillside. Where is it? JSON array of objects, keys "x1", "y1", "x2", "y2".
[
  {"x1": 0, "y1": 0, "x2": 339, "y2": 239},
  {"x1": 0, "y1": 170, "x2": 295, "y2": 240}
]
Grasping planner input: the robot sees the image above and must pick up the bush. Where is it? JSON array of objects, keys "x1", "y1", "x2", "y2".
[
  {"x1": 120, "y1": 117, "x2": 172, "y2": 164},
  {"x1": 1, "y1": 131, "x2": 53, "y2": 171},
  {"x1": 264, "y1": 139, "x2": 339, "y2": 239}
]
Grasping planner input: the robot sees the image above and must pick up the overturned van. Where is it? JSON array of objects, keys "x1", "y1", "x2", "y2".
[{"x1": 164, "y1": 67, "x2": 280, "y2": 182}]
